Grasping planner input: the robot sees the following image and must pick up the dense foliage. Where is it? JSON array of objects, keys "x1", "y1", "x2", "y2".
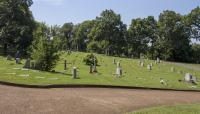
[
  {"x1": 0, "y1": 0, "x2": 35, "y2": 54},
  {"x1": 30, "y1": 23, "x2": 60, "y2": 71},
  {"x1": 83, "y1": 53, "x2": 98, "y2": 66},
  {"x1": 0, "y1": 0, "x2": 199, "y2": 63}
]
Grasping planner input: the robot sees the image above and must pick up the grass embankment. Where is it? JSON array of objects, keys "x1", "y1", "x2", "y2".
[
  {"x1": 0, "y1": 52, "x2": 199, "y2": 90},
  {"x1": 131, "y1": 104, "x2": 200, "y2": 114}
]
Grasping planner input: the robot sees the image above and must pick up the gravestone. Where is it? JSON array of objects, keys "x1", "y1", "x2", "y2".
[
  {"x1": 140, "y1": 62, "x2": 144, "y2": 67},
  {"x1": 64, "y1": 60, "x2": 67, "y2": 70},
  {"x1": 171, "y1": 67, "x2": 175, "y2": 72},
  {"x1": 185, "y1": 73, "x2": 192, "y2": 82},
  {"x1": 6, "y1": 55, "x2": 12, "y2": 60},
  {"x1": 131, "y1": 55, "x2": 134, "y2": 58},
  {"x1": 150, "y1": 63, "x2": 153, "y2": 67},
  {"x1": 157, "y1": 57, "x2": 160, "y2": 63},
  {"x1": 160, "y1": 78, "x2": 167, "y2": 85},
  {"x1": 117, "y1": 62, "x2": 121, "y2": 67},
  {"x1": 116, "y1": 67, "x2": 122, "y2": 77},
  {"x1": 92, "y1": 65, "x2": 97, "y2": 73},
  {"x1": 89, "y1": 65, "x2": 93, "y2": 73},
  {"x1": 72, "y1": 67, "x2": 77, "y2": 79},
  {"x1": 184, "y1": 73, "x2": 197, "y2": 84},
  {"x1": 147, "y1": 64, "x2": 152, "y2": 70},
  {"x1": 113, "y1": 58, "x2": 116, "y2": 64},
  {"x1": 23, "y1": 58, "x2": 30, "y2": 69},
  {"x1": 16, "y1": 58, "x2": 20, "y2": 64},
  {"x1": 92, "y1": 58, "x2": 97, "y2": 73}
]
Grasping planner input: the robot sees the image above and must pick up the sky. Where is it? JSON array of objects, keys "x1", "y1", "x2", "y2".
[{"x1": 30, "y1": 0, "x2": 200, "y2": 26}]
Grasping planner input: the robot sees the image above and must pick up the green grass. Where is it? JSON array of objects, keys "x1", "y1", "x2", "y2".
[
  {"x1": 130, "y1": 104, "x2": 200, "y2": 114},
  {"x1": 0, "y1": 51, "x2": 199, "y2": 90}
]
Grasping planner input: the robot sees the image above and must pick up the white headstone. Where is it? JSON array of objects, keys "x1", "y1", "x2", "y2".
[
  {"x1": 116, "y1": 67, "x2": 122, "y2": 77},
  {"x1": 117, "y1": 62, "x2": 120, "y2": 67},
  {"x1": 113, "y1": 58, "x2": 116, "y2": 64},
  {"x1": 147, "y1": 64, "x2": 152, "y2": 70},
  {"x1": 140, "y1": 62, "x2": 144, "y2": 67},
  {"x1": 171, "y1": 67, "x2": 175, "y2": 72},
  {"x1": 185, "y1": 73, "x2": 192, "y2": 82},
  {"x1": 157, "y1": 57, "x2": 160, "y2": 63}
]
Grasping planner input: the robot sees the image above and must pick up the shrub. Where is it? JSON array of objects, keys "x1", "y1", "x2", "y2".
[
  {"x1": 31, "y1": 36, "x2": 60, "y2": 71},
  {"x1": 83, "y1": 53, "x2": 98, "y2": 65}
]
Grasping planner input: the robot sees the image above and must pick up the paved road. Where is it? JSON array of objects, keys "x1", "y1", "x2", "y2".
[{"x1": 0, "y1": 85, "x2": 200, "y2": 114}]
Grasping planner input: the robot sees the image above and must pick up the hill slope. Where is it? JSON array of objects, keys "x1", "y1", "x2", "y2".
[{"x1": 0, "y1": 52, "x2": 199, "y2": 90}]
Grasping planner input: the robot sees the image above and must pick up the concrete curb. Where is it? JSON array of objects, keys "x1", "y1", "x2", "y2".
[{"x1": 0, "y1": 81, "x2": 200, "y2": 92}]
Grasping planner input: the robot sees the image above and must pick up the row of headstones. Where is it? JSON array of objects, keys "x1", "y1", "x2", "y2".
[
  {"x1": 112, "y1": 58, "x2": 161, "y2": 77},
  {"x1": 23, "y1": 58, "x2": 199, "y2": 83},
  {"x1": 139, "y1": 57, "x2": 161, "y2": 70}
]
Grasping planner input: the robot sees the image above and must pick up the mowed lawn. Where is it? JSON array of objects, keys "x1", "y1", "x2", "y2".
[
  {"x1": 131, "y1": 104, "x2": 200, "y2": 114},
  {"x1": 0, "y1": 52, "x2": 199, "y2": 90}
]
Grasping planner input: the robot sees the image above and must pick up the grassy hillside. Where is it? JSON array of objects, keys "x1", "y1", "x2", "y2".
[
  {"x1": 131, "y1": 104, "x2": 200, "y2": 114},
  {"x1": 0, "y1": 52, "x2": 199, "y2": 90}
]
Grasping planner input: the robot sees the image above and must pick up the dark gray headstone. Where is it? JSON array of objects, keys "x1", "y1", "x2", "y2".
[
  {"x1": 64, "y1": 60, "x2": 67, "y2": 70},
  {"x1": 72, "y1": 67, "x2": 77, "y2": 79}
]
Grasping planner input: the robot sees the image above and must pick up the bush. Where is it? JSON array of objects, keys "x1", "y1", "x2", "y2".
[
  {"x1": 83, "y1": 53, "x2": 98, "y2": 65},
  {"x1": 31, "y1": 36, "x2": 60, "y2": 71}
]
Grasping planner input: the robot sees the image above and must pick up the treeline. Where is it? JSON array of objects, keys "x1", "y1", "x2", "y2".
[{"x1": 0, "y1": 0, "x2": 200, "y2": 63}]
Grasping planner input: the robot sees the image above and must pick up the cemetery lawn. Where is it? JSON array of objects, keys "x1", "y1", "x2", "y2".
[
  {"x1": 0, "y1": 52, "x2": 199, "y2": 90},
  {"x1": 131, "y1": 104, "x2": 200, "y2": 114}
]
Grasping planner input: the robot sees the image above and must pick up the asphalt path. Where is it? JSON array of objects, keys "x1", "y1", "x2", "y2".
[{"x1": 0, "y1": 85, "x2": 200, "y2": 114}]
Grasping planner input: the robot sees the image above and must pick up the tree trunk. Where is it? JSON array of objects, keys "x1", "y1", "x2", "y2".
[{"x1": 3, "y1": 43, "x2": 7, "y2": 55}]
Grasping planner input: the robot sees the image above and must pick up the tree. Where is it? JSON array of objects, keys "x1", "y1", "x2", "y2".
[
  {"x1": 144, "y1": 16, "x2": 158, "y2": 59},
  {"x1": 157, "y1": 10, "x2": 191, "y2": 61},
  {"x1": 0, "y1": 0, "x2": 35, "y2": 54},
  {"x1": 186, "y1": 7, "x2": 200, "y2": 41},
  {"x1": 60, "y1": 22, "x2": 73, "y2": 50},
  {"x1": 127, "y1": 18, "x2": 150, "y2": 57},
  {"x1": 31, "y1": 23, "x2": 60, "y2": 71},
  {"x1": 74, "y1": 20, "x2": 95, "y2": 51},
  {"x1": 88, "y1": 9, "x2": 127, "y2": 55},
  {"x1": 191, "y1": 44, "x2": 200, "y2": 63}
]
